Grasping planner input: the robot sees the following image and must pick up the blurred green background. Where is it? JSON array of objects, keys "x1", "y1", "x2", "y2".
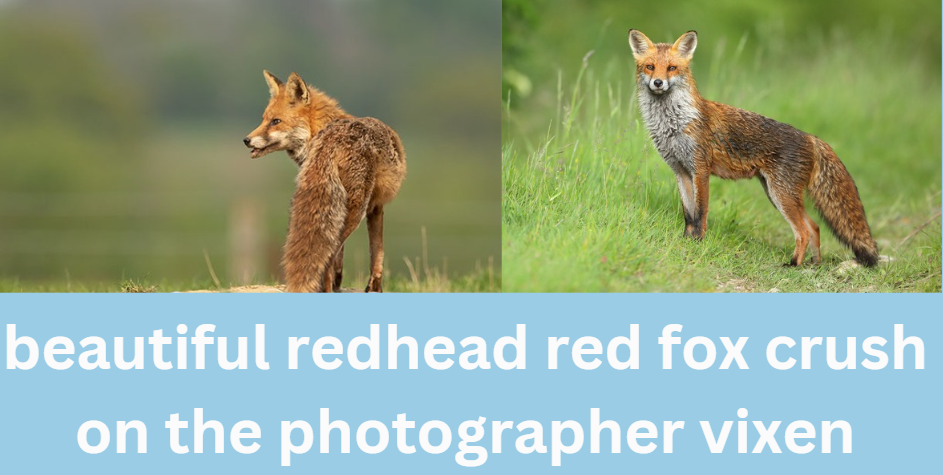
[
  {"x1": 0, "y1": 0, "x2": 500, "y2": 291},
  {"x1": 502, "y1": 0, "x2": 941, "y2": 291},
  {"x1": 503, "y1": 0, "x2": 940, "y2": 120}
]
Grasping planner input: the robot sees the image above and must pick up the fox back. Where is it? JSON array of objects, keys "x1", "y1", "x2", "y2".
[{"x1": 243, "y1": 70, "x2": 407, "y2": 291}]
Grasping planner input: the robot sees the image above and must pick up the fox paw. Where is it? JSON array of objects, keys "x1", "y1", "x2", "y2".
[
  {"x1": 783, "y1": 258, "x2": 801, "y2": 267},
  {"x1": 364, "y1": 276, "x2": 383, "y2": 292},
  {"x1": 365, "y1": 276, "x2": 383, "y2": 293}
]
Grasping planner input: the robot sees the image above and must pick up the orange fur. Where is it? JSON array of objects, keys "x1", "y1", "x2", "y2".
[
  {"x1": 628, "y1": 30, "x2": 878, "y2": 266},
  {"x1": 244, "y1": 71, "x2": 407, "y2": 291}
]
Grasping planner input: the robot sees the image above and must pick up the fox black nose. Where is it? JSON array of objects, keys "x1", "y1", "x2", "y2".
[
  {"x1": 243, "y1": 137, "x2": 251, "y2": 147},
  {"x1": 653, "y1": 79, "x2": 663, "y2": 88}
]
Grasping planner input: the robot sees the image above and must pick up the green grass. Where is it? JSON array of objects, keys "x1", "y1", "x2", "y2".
[
  {"x1": 0, "y1": 278, "x2": 212, "y2": 293},
  {"x1": 503, "y1": 31, "x2": 942, "y2": 292},
  {"x1": 0, "y1": 265, "x2": 499, "y2": 293},
  {"x1": 0, "y1": 228, "x2": 499, "y2": 293},
  {"x1": 1, "y1": 230, "x2": 498, "y2": 293}
]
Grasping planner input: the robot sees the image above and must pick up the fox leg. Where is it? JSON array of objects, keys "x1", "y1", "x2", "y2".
[
  {"x1": 691, "y1": 168, "x2": 710, "y2": 238},
  {"x1": 804, "y1": 214, "x2": 821, "y2": 265},
  {"x1": 759, "y1": 174, "x2": 816, "y2": 266},
  {"x1": 676, "y1": 166, "x2": 710, "y2": 239},
  {"x1": 311, "y1": 208, "x2": 361, "y2": 293},
  {"x1": 766, "y1": 185, "x2": 811, "y2": 266},
  {"x1": 675, "y1": 170, "x2": 700, "y2": 238},
  {"x1": 365, "y1": 205, "x2": 385, "y2": 292},
  {"x1": 331, "y1": 245, "x2": 345, "y2": 291},
  {"x1": 327, "y1": 207, "x2": 367, "y2": 293},
  {"x1": 319, "y1": 214, "x2": 362, "y2": 293},
  {"x1": 321, "y1": 260, "x2": 336, "y2": 293},
  {"x1": 783, "y1": 204, "x2": 811, "y2": 266}
]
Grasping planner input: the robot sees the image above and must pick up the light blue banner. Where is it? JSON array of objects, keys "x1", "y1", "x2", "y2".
[{"x1": 1, "y1": 295, "x2": 939, "y2": 473}]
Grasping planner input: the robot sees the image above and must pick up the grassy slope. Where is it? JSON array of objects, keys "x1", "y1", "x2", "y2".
[{"x1": 503, "y1": 33, "x2": 941, "y2": 292}]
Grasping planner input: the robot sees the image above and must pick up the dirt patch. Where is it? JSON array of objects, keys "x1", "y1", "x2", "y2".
[
  {"x1": 182, "y1": 285, "x2": 284, "y2": 293},
  {"x1": 181, "y1": 285, "x2": 365, "y2": 293},
  {"x1": 835, "y1": 255, "x2": 894, "y2": 275},
  {"x1": 716, "y1": 278, "x2": 782, "y2": 293},
  {"x1": 716, "y1": 278, "x2": 756, "y2": 293}
]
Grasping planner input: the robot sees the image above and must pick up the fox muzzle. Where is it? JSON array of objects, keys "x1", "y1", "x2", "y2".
[{"x1": 648, "y1": 77, "x2": 669, "y2": 94}]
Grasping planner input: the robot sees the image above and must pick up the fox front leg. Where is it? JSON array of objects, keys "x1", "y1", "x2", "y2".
[
  {"x1": 673, "y1": 169, "x2": 701, "y2": 239},
  {"x1": 674, "y1": 166, "x2": 709, "y2": 239},
  {"x1": 690, "y1": 167, "x2": 710, "y2": 238}
]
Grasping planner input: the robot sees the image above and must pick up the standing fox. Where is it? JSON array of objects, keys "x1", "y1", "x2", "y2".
[
  {"x1": 243, "y1": 71, "x2": 406, "y2": 292},
  {"x1": 628, "y1": 30, "x2": 878, "y2": 267}
]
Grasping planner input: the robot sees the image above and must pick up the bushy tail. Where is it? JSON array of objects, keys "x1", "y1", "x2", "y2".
[
  {"x1": 282, "y1": 161, "x2": 347, "y2": 292},
  {"x1": 807, "y1": 138, "x2": 879, "y2": 267}
]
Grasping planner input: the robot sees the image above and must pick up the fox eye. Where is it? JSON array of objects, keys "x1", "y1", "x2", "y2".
[
  {"x1": 269, "y1": 118, "x2": 281, "y2": 126},
  {"x1": 668, "y1": 66, "x2": 677, "y2": 72},
  {"x1": 645, "y1": 64, "x2": 654, "y2": 71}
]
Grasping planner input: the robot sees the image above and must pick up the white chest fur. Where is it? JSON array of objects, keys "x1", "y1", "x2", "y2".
[{"x1": 637, "y1": 85, "x2": 699, "y2": 173}]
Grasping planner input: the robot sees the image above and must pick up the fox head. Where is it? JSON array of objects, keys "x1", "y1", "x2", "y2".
[
  {"x1": 243, "y1": 70, "x2": 341, "y2": 159},
  {"x1": 628, "y1": 30, "x2": 697, "y2": 96}
]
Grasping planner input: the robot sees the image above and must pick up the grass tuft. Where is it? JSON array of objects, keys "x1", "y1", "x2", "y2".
[{"x1": 120, "y1": 279, "x2": 158, "y2": 293}]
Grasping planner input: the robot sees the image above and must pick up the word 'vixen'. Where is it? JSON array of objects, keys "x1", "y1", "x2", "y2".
[
  {"x1": 244, "y1": 71, "x2": 406, "y2": 292},
  {"x1": 628, "y1": 30, "x2": 878, "y2": 266}
]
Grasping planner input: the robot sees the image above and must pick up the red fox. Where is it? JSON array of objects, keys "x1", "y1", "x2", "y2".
[
  {"x1": 628, "y1": 30, "x2": 878, "y2": 267},
  {"x1": 243, "y1": 71, "x2": 407, "y2": 292}
]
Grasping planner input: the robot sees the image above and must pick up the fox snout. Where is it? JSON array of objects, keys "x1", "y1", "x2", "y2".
[
  {"x1": 243, "y1": 132, "x2": 274, "y2": 159},
  {"x1": 648, "y1": 77, "x2": 669, "y2": 94}
]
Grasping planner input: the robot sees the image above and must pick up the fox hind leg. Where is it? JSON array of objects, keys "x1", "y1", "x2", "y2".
[
  {"x1": 782, "y1": 205, "x2": 811, "y2": 267},
  {"x1": 331, "y1": 207, "x2": 367, "y2": 292},
  {"x1": 804, "y1": 214, "x2": 821, "y2": 265},
  {"x1": 760, "y1": 174, "x2": 816, "y2": 266},
  {"x1": 365, "y1": 205, "x2": 385, "y2": 292},
  {"x1": 318, "y1": 214, "x2": 361, "y2": 293},
  {"x1": 321, "y1": 261, "x2": 335, "y2": 293},
  {"x1": 332, "y1": 245, "x2": 345, "y2": 291},
  {"x1": 768, "y1": 188, "x2": 811, "y2": 266}
]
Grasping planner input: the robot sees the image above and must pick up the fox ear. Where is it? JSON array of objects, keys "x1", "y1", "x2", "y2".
[
  {"x1": 263, "y1": 70, "x2": 283, "y2": 97},
  {"x1": 286, "y1": 72, "x2": 310, "y2": 105},
  {"x1": 628, "y1": 29, "x2": 655, "y2": 60},
  {"x1": 671, "y1": 30, "x2": 698, "y2": 60}
]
